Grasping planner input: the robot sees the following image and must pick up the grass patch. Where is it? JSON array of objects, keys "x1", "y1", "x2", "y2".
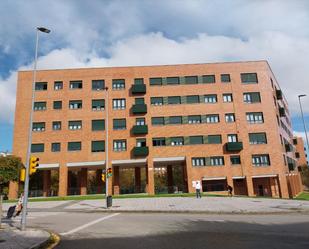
[{"x1": 295, "y1": 191, "x2": 309, "y2": 200}]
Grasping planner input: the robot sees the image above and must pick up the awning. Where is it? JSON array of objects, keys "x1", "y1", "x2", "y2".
[
  {"x1": 153, "y1": 156, "x2": 185, "y2": 163},
  {"x1": 202, "y1": 176, "x2": 227, "y2": 181},
  {"x1": 252, "y1": 174, "x2": 278, "y2": 179},
  {"x1": 37, "y1": 163, "x2": 59, "y2": 170},
  {"x1": 232, "y1": 176, "x2": 246, "y2": 179},
  {"x1": 112, "y1": 159, "x2": 147, "y2": 166},
  {"x1": 67, "y1": 160, "x2": 105, "y2": 168}
]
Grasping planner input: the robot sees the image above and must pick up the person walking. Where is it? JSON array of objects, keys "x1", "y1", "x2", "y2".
[
  {"x1": 195, "y1": 181, "x2": 202, "y2": 198},
  {"x1": 227, "y1": 185, "x2": 233, "y2": 197},
  {"x1": 14, "y1": 193, "x2": 24, "y2": 217}
]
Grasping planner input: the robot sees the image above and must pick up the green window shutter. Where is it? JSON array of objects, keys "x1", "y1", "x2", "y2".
[
  {"x1": 113, "y1": 119, "x2": 126, "y2": 130},
  {"x1": 162, "y1": 78, "x2": 167, "y2": 85},
  {"x1": 151, "y1": 97, "x2": 163, "y2": 105},
  {"x1": 181, "y1": 96, "x2": 186, "y2": 104},
  {"x1": 203, "y1": 135, "x2": 209, "y2": 144},
  {"x1": 186, "y1": 95, "x2": 199, "y2": 104},
  {"x1": 221, "y1": 74, "x2": 231, "y2": 82},
  {"x1": 166, "y1": 77, "x2": 180, "y2": 85},
  {"x1": 135, "y1": 98, "x2": 145, "y2": 104},
  {"x1": 202, "y1": 75, "x2": 215, "y2": 83},
  {"x1": 152, "y1": 117, "x2": 165, "y2": 125},
  {"x1": 169, "y1": 116, "x2": 182, "y2": 124},
  {"x1": 251, "y1": 92, "x2": 261, "y2": 102},
  {"x1": 182, "y1": 116, "x2": 188, "y2": 124},
  {"x1": 164, "y1": 117, "x2": 169, "y2": 125},
  {"x1": 199, "y1": 95, "x2": 204, "y2": 103},
  {"x1": 163, "y1": 97, "x2": 168, "y2": 105},
  {"x1": 166, "y1": 137, "x2": 171, "y2": 146},
  {"x1": 31, "y1": 143, "x2": 44, "y2": 152},
  {"x1": 91, "y1": 141, "x2": 105, "y2": 152},
  {"x1": 184, "y1": 76, "x2": 198, "y2": 84},
  {"x1": 208, "y1": 135, "x2": 222, "y2": 144},
  {"x1": 241, "y1": 73, "x2": 258, "y2": 83},
  {"x1": 201, "y1": 115, "x2": 207, "y2": 123},
  {"x1": 197, "y1": 76, "x2": 203, "y2": 84},
  {"x1": 92, "y1": 120, "x2": 105, "y2": 131},
  {"x1": 53, "y1": 101, "x2": 62, "y2": 109},
  {"x1": 168, "y1": 96, "x2": 181, "y2": 104},
  {"x1": 134, "y1": 78, "x2": 144, "y2": 85},
  {"x1": 205, "y1": 157, "x2": 211, "y2": 166},
  {"x1": 150, "y1": 78, "x2": 162, "y2": 86},
  {"x1": 184, "y1": 136, "x2": 190, "y2": 145},
  {"x1": 92, "y1": 99, "x2": 105, "y2": 109},
  {"x1": 68, "y1": 142, "x2": 81, "y2": 151},
  {"x1": 189, "y1": 136, "x2": 203, "y2": 144},
  {"x1": 179, "y1": 77, "x2": 185, "y2": 85}
]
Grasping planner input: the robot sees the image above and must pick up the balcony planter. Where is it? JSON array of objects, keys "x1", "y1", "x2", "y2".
[
  {"x1": 132, "y1": 125, "x2": 148, "y2": 135},
  {"x1": 131, "y1": 84, "x2": 146, "y2": 94},
  {"x1": 226, "y1": 142, "x2": 243, "y2": 151},
  {"x1": 276, "y1": 90, "x2": 283, "y2": 100},
  {"x1": 133, "y1": 146, "x2": 149, "y2": 157},
  {"x1": 132, "y1": 104, "x2": 147, "y2": 114}
]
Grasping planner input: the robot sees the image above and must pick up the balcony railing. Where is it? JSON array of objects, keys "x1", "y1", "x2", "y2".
[
  {"x1": 285, "y1": 143, "x2": 292, "y2": 152},
  {"x1": 132, "y1": 146, "x2": 149, "y2": 157},
  {"x1": 132, "y1": 104, "x2": 147, "y2": 114},
  {"x1": 132, "y1": 125, "x2": 148, "y2": 135},
  {"x1": 276, "y1": 89, "x2": 283, "y2": 100},
  {"x1": 131, "y1": 84, "x2": 146, "y2": 94},
  {"x1": 226, "y1": 142, "x2": 243, "y2": 151},
  {"x1": 279, "y1": 107, "x2": 286, "y2": 117}
]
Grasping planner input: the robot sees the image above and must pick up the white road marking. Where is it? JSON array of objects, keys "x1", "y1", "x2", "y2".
[{"x1": 60, "y1": 213, "x2": 120, "y2": 236}]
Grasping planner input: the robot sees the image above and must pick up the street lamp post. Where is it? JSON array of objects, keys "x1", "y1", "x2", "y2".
[
  {"x1": 21, "y1": 27, "x2": 50, "y2": 231},
  {"x1": 104, "y1": 87, "x2": 109, "y2": 208},
  {"x1": 298, "y1": 94, "x2": 309, "y2": 154}
]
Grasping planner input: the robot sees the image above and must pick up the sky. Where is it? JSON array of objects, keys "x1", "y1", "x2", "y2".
[{"x1": 1, "y1": 0, "x2": 309, "y2": 151}]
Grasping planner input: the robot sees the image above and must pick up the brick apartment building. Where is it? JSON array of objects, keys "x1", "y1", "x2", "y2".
[{"x1": 9, "y1": 61, "x2": 303, "y2": 199}]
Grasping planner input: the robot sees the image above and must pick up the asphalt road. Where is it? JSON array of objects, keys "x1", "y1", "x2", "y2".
[{"x1": 12, "y1": 211, "x2": 308, "y2": 249}]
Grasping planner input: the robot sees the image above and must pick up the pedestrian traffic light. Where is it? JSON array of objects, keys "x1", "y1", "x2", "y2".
[
  {"x1": 29, "y1": 156, "x2": 39, "y2": 175},
  {"x1": 20, "y1": 168, "x2": 25, "y2": 182},
  {"x1": 107, "y1": 168, "x2": 112, "y2": 174},
  {"x1": 101, "y1": 173, "x2": 106, "y2": 182}
]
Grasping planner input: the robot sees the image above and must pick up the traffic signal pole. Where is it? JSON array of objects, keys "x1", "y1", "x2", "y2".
[{"x1": 104, "y1": 87, "x2": 109, "y2": 208}]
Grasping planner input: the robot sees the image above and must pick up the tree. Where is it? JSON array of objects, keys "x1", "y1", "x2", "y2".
[
  {"x1": 299, "y1": 165, "x2": 309, "y2": 189},
  {"x1": 0, "y1": 155, "x2": 24, "y2": 194}
]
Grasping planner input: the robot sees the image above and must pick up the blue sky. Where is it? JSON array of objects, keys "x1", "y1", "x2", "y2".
[{"x1": 1, "y1": 0, "x2": 309, "y2": 151}]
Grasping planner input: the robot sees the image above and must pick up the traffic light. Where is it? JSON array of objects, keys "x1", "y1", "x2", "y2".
[
  {"x1": 107, "y1": 168, "x2": 112, "y2": 178},
  {"x1": 20, "y1": 168, "x2": 26, "y2": 182},
  {"x1": 29, "y1": 156, "x2": 39, "y2": 175},
  {"x1": 101, "y1": 173, "x2": 106, "y2": 182}
]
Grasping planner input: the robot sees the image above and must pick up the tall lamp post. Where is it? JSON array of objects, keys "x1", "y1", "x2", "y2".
[
  {"x1": 21, "y1": 27, "x2": 50, "y2": 231},
  {"x1": 104, "y1": 87, "x2": 110, "y2": 208},
  {"x1": 298, "y1": 94, "x2": 309, "y2": 154}
]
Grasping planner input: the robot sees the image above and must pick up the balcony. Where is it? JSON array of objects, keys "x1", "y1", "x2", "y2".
[
  {"x1": 132, "y1": 146, "x2": 149, "y2": 157},
  {"x1": 131, "y1": 84, "x2": 146, "y2": 94},
  {"x1": 285, "y1": 143, "x2": 292, "y2": 152},
  {"x1": 132, "y1": 125, "x2": 148, "y2": 135},
  {"x1": 288, "y1": 163, "x2": 295, "y2": 171},
  {"x1": 132, "y1": 104, "x2": 147, "y2": 114},
  {"x1": 276, "y1": 89, "x2": 283, "y2": 100},
  {"x1": 226, "y1": 142, "x2": 243, "y2": 151},
  {"x1": 279, "y1": 107, "x2": 286, "y2": 117}
]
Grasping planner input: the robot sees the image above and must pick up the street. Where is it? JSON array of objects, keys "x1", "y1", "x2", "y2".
[{"x1": 5, "y1": 211, "x2": 309, "y2": 249}]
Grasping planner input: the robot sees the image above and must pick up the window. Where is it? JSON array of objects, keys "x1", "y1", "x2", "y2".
[
  {"x1": 152, "y1": 117, "x2": 165, "y2": 126},
  {"x1": 113, "y1": 99, "x2": 126, "y2": 110},
  {"x1": 68, "y1": 142, "x2": 81, "y2": 151},
  {"x1": 51, "y1": 143, "x2": 61, "y2": 152},
  {"x1": 134, "y1": 78, "x2": 144, "y2": 85},
  {"x1": 54, "y1": 81, "x2": 63, "y2": 90},
  {"x1": 92, "y1": 119, "x2": 105, "y2": 131},
  {"x1": 113, "y1": 140, "x2": 126, "y2": 151},
  {"x1": 169, "y1": 116, "x2": 182, "y2": 125},
  {"x1": 53, "y1": 101, "x2": 62, "y2": 110},
  {"x1": 149, "y1": 77, "x2": 162, "y2": 86},
  {"x1": 69, "y1": 120, "x2": 82, "y2": 130},
  {"x1": 249, "y1": 133, "x2": 267, "y2": 144},
  {"x1": 92, "y1": 80, "x2": 105, "y2": 90},
  {"x1": 204, "y1": 94, "x2": 217, "y2": 103},
  {"x1": 241, "y1": 73, "x2": 258, "y2": 83},
  {"x1": 151, "y1": 97, "x2": 163, "y2": 106},
  {"x1": 69, "y1": 80, "x2": 82, "y2": 89},
  {"x1": 91, "y1": 140, "x2": 105, "y2": 152},
  {"x1": 170, "y1": 137, "x2": 184, "y2": 146},
  {"x1": 205, "y1": 135, "x2": 222, "y2": 144},
  {"x1": 136, "y1": 118, "x2": 145, "y2": 125},
  {"x1": 228, "y1": 134, "x2": 238, "y2": 142},
  {"x1": 92, "y1": 99, "x2": 105, "y2": 110},
  {"x1": 243, "y1": 92, "x2": 261, "y2": 103},
  {"x1": 113, "y1": 119, "x2": 126, "y2": 130},
  {"x1": 223, "y1": 94, "x2": 233, "y2": 103},
  {"x1": 192, "y1": 157, "x2": 205, "y2": 166},
  {"x1": 52, "y1": 121, "x2": 61, "y2": 130},
  {"x1": 246, "y1": 112, "x2": 264, "y2": 124},
  {"x1": 206, "y1": 156, "x2": 224, "y2": 166},
  {"x1": 188, "y1": 115, "x2": 201, "y2": 124},
  {"x1": 221, "y1": 74, "x2": 231, "y2": 82},
  {"x1": 135, "y1": 98, "x2": 144, "y2": 104},
  {"x1": 31, "y1": 143, "x2": 44, "y2": 153},
  {"x1": 69, "y1": 100, "x2": 82, "y2": 109},
  {"x1": 225, "y1": 113, "x2": 235, "y2": 123},
  {"x1": 186, "y1": 95, "x2": 200, "y2": 104},
  {"x1": 206, "y1": 114, "x2": 219, "y2": 123},
  {"x1": 152, "y1": 137, "x2": 166, "y2": 147},
  {"x1": 112, "y1": 79, "x2": 125, "y2": 89},
  {"x1": 136, "y1": 138, "x2": 146, "y2": 147},
  {"x1": 293, "y1": 138, "x2": 298, "y2": 145},
  {"x1": 168, "y1": 96, "x2": 181, "y2": 104},
  {"x1": 189, "y1": 136, "x2": 203, "y2": 145},
  {"x1": 166, "y1": 77, "x2": 180, "y2": 85},
  {"x1": 34, "y1": 102, "x2": 46, "y2": 111},
  {"x1": 185, "y1": 76, "x2": 198, "y2": 84},
  {"x1": 230, "y1": 155, "x2": 241, "y2": 165},
  {"x1": 202, "y1": 75, "x2": 215, "y2": 84},
  {"x1": 252, "y1": 154, "x2": 270, "y2": 166},
  {"x1": 35, "y1": 82, "x2": 47, "y2": 91},
  {"x1": 32, "y1": 122, "x2": 45, "y2": 132}
]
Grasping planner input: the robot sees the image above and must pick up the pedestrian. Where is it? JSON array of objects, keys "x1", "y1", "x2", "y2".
[
  {"x1": 14, "y1": 193, "x2": 24, "y2": 217},
  {"x1": 195, "y1": 181, "x2": 202, "y2": 198},
  {"x1": 227, "y1": 185, "x2": 233, "y2": 197}
]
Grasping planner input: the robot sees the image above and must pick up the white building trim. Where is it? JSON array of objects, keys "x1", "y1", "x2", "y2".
[
  {"x1": 112, "y1": 159, "x2": 147, "y2": 166},
  {"x1": 252, "y1": 174, "x2": 278, "y2": 179},
  {"x1": 153, "y1": 156, "x2": 185, "y2": 163},
  {"x1": 202, "y1": 176, "x2": 227, "y2": 181},
  {"x1": 67, "y1": 160, "x2": 105, "y2": 167},
  {"x1": 232, "y1": 176, "x2": 246, "y2": 179},
  {"x1": 37, "y1": 163, "x2": 60, "y2": 170}
]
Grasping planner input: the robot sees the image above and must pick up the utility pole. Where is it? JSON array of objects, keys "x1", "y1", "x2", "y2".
[
  {"x1": 104, "y1": 87, "x2": 110, "y2": 208},
  {"x1": 298, "y1": 94, "x2": 309, "y2": 154}
]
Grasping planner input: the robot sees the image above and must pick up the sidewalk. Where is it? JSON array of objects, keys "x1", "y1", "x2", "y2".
[{"x1": 0, "y1": 223, "x2": 50, "y2": 249}]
